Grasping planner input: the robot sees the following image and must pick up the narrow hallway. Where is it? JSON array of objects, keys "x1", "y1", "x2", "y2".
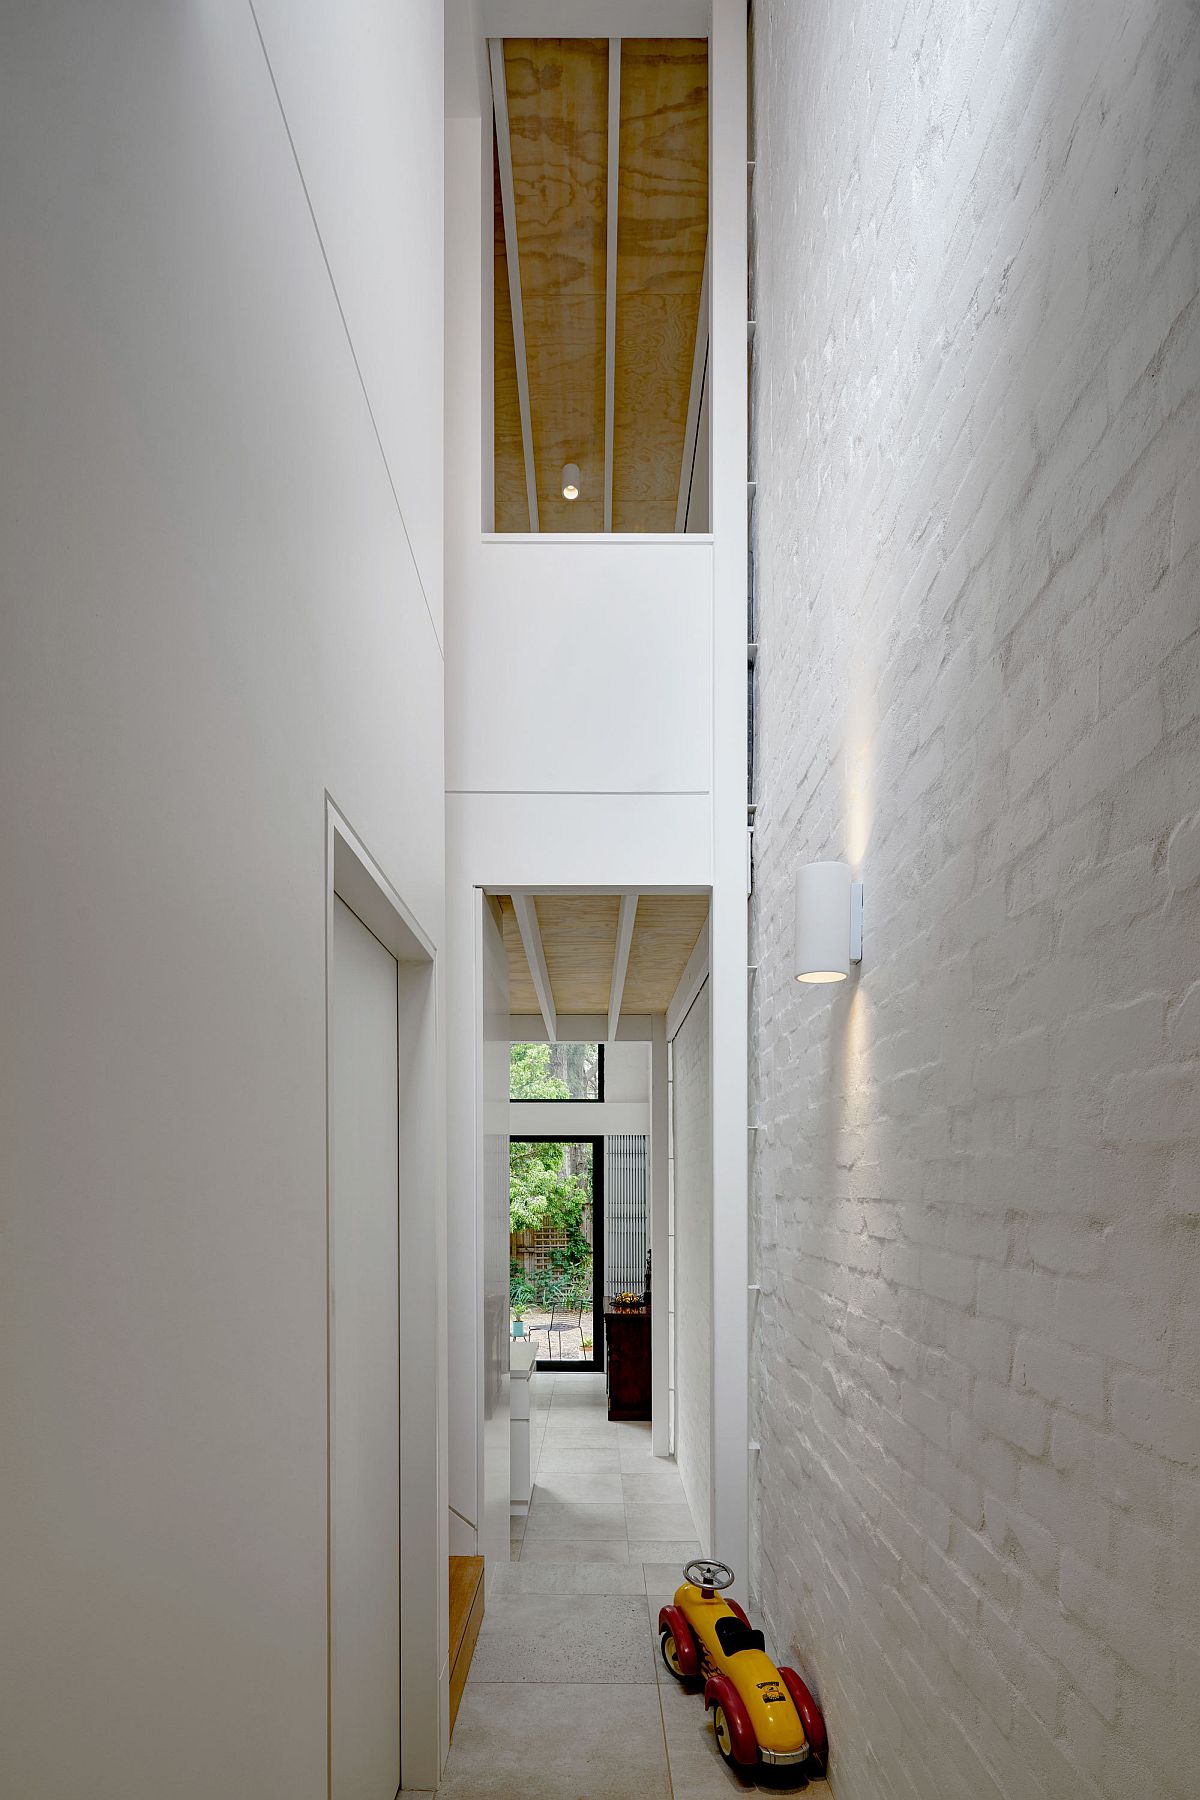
[{"x1": 436, "y1": 1374, "x2": 758, "y2": 1798}]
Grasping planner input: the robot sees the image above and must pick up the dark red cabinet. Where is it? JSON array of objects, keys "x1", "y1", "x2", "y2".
[{"x1": 604, "y1": 1307, "x2": 651, "y2": 1421}]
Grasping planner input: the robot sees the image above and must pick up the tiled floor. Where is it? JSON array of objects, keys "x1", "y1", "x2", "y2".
[{"x1": 435, "y1": 1372, "x2": 775, "y2": 1798}]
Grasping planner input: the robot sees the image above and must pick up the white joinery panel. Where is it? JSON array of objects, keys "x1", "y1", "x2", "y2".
[
  {"x1": 603, "y1": 1039, "x2": 651, "y2": 1102},
  {"x1": 330, "y1": 899, "x2": 400, "y2": 1800},
  {"x1": 481, "y1": 0, "x2": 709, "y2": 31},
  {"x1": 510, "y1": 1014, "x2": 654, "y2": 1045},
  {"x1": 447, "y1": 539, "x2": 713, "y2": 795},
  {"x1": 510, "y1": 1101, "x2": 649, "y2": 1137},
  {"x1": 447, "y1": 793, "x2": 713, "y2": 892}
]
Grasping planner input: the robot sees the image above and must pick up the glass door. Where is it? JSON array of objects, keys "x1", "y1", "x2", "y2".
[{"x1": 509, "y1": 1136, "x2": 604, "y2": 1370}]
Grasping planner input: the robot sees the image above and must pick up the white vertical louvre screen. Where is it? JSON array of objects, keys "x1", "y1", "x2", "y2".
[{"x1": 604, "y1": 1134, "x2": 649, "y2": 1301}]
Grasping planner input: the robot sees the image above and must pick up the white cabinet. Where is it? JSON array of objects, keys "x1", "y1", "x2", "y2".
[{"x1": 509, "y1": 1339, "x2": 540, "y2": 1515}]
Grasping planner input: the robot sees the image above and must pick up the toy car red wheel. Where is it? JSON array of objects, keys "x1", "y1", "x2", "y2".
[
  {"x1": 712, "y1": 1701, "x2": 739, "y2": 1770},
  {"x1": 658, "y1": 1606, "x2": 699, "y2": 1680},
  {"x1": 778, "y1": 1666, "x2": 827, "y2": 1776},
  {"x1": 659, "y1": 1627, "x2": 687, "y2": 1680},
  {"x1": 704, "y1": 1674, "x2": 758, "y2": 1768}
]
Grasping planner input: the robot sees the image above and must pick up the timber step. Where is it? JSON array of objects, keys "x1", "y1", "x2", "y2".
[{"x1": 448, "y1": 1555, "x2": 485, "y2": 1735}]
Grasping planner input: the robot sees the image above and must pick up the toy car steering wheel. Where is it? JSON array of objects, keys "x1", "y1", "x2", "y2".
[{"x1": 685, "y1": 1558, "x2": 736, "y2": 1593}]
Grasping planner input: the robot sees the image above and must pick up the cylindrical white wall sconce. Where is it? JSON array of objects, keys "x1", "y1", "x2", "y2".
[
  {"x1": 561, "y1": 462, "x2": 581, "y2": 500},
  {"x1": 794, "y1": 861, "x2": 864, "y2": 983}
]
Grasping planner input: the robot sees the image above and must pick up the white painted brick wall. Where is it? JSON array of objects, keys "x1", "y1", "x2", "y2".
[
  {"x1": 672, "y1": 979, "x2": 713, "y2": 1550},
  {"x1": 748, "y1": 2, "x2": 1200, "y2": 1795}
]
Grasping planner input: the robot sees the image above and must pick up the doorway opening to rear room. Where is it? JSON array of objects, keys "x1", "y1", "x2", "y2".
[{"x1": 510, "y1": 1126, "x2": 604, "y2": 1369}]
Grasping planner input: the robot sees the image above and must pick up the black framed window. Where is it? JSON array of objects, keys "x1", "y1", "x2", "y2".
[
  {"x1": 509, "y1": 1136, "x2": 604, "y2": 1372},
  {"x1": 509, "y1": 1041, "x2": 604, "y2": 1102}
]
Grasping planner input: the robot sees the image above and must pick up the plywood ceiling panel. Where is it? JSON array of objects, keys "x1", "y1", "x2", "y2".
[
  {"x1": 504, "y1": 38, "x2": 609, "y2": 532},
  {"x1": 493, "y1": 131, "x2": 529, "y2": 532},
  {"x1": 498, "y1": 897, "x2": 539, "y2": 1014},
  {"x1": 497, "y1": 892, "x2": 709, "y2": 1023},
  {"x1": 622, "y1": 892, "x2": 710, "y2": 1010},
  {"x1": 537, "y1": 893, "x2": 620, "y2": 1012},
  {"x1": 612, "y1": 39, "x2": 708, "y2": 533}
]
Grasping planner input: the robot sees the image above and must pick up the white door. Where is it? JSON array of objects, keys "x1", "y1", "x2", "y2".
[{"x1": 331, "y1": 896, "x2": 400, "y2": 1800}]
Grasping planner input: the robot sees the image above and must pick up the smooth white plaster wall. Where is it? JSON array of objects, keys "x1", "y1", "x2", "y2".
[
  {"x1": 605, "y1": 1038, "x2": 653, "y2": 1103},
  {"x1": 0, "y1": 5, "x2": 443, "y2": 1795},
  {"x1": 672, "y1": 980, "x2": 715, "y2": 1550},
  {"x1": 749, "y1": 3, "x2": 1200, "y2": 1797},
  {"x1": 446, "y1": 537, "x2": 714, "y2": 795}
]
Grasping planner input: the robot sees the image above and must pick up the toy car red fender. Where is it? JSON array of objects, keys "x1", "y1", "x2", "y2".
[{"x1": 658, "y1": 1559, "x2": 827, "y2": 1778}]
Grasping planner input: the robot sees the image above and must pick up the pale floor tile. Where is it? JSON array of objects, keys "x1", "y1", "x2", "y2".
[
  {"x1": 493, "y1": 1559, "x2": 648, "y2": 1596},
  {"x1": 618, "y1": 1440, "x2": 680, "y2": 1464},
  {"x1": 535, "y1": 1442, "x2": 622, "y2": 1472},
  {"x1": 524, "y1": 1501, "x2": 628, "y2": 1539},
  {"x1": 549, "y1": 1384, "x2": 609, "y2": 1401},
  {"x1": 621, "y1": 1469, "x2": 689, "y2": 1504},
  {"x1": 627, "y1": 1538, "x2": 702, "y2": 1564},
  {"x1": 657, "y1": 1676, "x2": 760, "y2": 1792},
  {"x1": 531, "y1": 1469, "x2": 624, "y2": 1505},
  {"x1": 438, "y1": 1681, "x2": 672, "y2": 1800},
  {"x1": 470, "y1": 1593, "x2": 658, "y2": 1684},
  {"x1": 443, "y1": 1371, "x2": 732, "y2": 1798},
  {"x1": 625, "y1": 1502, "x2": 697, "y2": 1540},
  {"x1": 539, "y1": 1423, "x2": 620, "y2": 1444},
  {"x1": 618, "y1": 1448, "x2": 676, "y2": 1477},
  {"x1": 644, "y1": 1561, "x2": 692, "y2": 1592},
  {"x1": 617, "y1": 1420, "x2": 654, "y2": 1447},
  {"x1": 518, "y1": 1537, "x2": 629, "y2": 1563}
]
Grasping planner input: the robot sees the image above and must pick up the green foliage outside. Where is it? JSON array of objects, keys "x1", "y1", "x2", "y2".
[
  {"x1": 509, "y1": 1134, "x2": 589, "y2": 1233},
  {"x1": 509, "y1": 1253, "x2": 592, "y2": 1313},
  {"x1": 509, "y1": 1043, "x2": 595, "y2": 1313},
  {"x1": 509, "y1": 1040, "x2": 600, "y2": 1100}
]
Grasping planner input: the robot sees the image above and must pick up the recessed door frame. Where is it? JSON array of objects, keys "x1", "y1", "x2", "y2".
[
  {"x1": 512, "y1": 1134, "x2": 605, "y2": 1373},
  {"x1": 325, "y1": 797, "x2": 445, "y2": 1793}
]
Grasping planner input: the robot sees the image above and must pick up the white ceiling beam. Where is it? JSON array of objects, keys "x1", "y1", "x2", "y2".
[
  {"x1": 481, "y1": 1, "x2": 709, "y2": 34},
  {"x1": 666, "y1": 914, "x2": 710, "y2": 1040},
  {"x1": 607, "y1": 893, "x2": 638, "y2": 1043},
  {"x1": 602, "y1": 36, "x2": 621, "y2": 533},
  {"x1": 492, "y1": 884, "x2": 709, "y2": 897},
  {"x1": 488, "y1": 38, "x2": 540, "y2": 531},
  {"x1": 675, "y1": 235, "x2": 710, "y2": 532},
  {"x1": 510, "y1": 1013, "x2": 654, "y2": 1043},
  {"x1": 512, "y1": 894, "x2": 556, "y2": 1042}
]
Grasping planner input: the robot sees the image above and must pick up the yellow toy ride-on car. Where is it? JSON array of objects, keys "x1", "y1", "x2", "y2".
[{"x1": 659, "y1": 1560, "x2": 827, "y2": 1781}]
